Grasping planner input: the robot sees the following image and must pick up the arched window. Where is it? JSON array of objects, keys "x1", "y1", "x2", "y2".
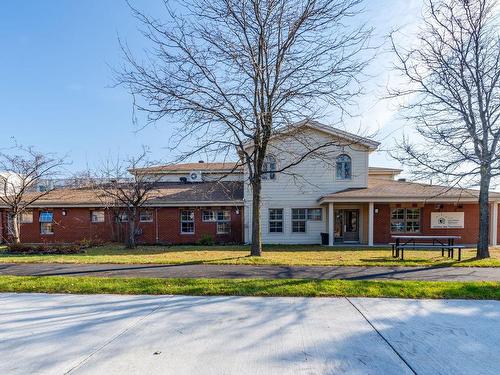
[
  {"x1": 263, "y1": 155, "x2": 277, "y2": 180},
  {"x1": 336, "y1": 154, "x2": 351, "y2": 180}
]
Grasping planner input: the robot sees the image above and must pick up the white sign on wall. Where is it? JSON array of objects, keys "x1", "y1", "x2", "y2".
[{"x1": 431, "y1": 212, "x2": 464, "y2": 229}]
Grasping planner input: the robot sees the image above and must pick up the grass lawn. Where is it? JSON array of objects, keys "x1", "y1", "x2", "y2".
[
  {"x1": 0, "y1": 275, "x2": 499, "y2": 299},
  {"x1": 1, "y1": 243, "x2": 500, "y2": 267}
]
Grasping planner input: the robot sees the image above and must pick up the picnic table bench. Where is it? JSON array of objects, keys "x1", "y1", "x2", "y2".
[{"x1": 391, "y1": 235, "x2": 464, "y2": 261}]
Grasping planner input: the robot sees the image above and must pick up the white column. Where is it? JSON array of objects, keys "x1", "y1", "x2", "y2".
[
  {"x1": 328, "y1": 202, "x2": 334, "y2": 246},
  {"x1": 368, "y1": 202, "x2": 374, "y2": 247},
  {"x1": 491, "y1": 202, "x2": 498, "y2": 246}
]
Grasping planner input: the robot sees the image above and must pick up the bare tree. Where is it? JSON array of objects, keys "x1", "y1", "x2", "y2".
[
  {"x1": 389, "y1": 0, "x2": 499, "y2": 258},
  {"x1": 94, "y1": 149, "x2": 161, "y2": 249},
  {"x1": 0, "y1": 146, "x2": 65, "y2": 244},
  {"x1": 117, "y1": 0, "x2": 372, "y2": 255}
]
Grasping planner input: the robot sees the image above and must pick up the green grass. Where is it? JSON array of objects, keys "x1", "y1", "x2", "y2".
[
  {"x1": 0, "y1": 275, "x2": 499, "y2": 299},
  {"x1": 1, "y1": 244, "x2": 500, "y2": 267}
]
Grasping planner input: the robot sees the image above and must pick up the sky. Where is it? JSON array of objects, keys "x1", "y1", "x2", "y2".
[{"x1": 0, "y1": 0, "x2": 423, "y2": 176}]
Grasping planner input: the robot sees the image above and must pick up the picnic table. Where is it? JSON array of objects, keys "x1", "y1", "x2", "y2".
[{"x1": 391, "y1": 235, "x2": 463, "y2": 261}]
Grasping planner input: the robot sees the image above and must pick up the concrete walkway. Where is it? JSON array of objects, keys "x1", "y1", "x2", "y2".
[
  {"x1": 1, "y1": 262, "x2": 500, "y2": 281},
  {"x1": 1, "y1": 293, "x2": 499, "y2": 374}
]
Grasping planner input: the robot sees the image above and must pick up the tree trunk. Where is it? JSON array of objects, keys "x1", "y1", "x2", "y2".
[
  {"x1": 126, "y1": 211, "x2": 137, "y2": 249},
  {"x1": 250, "y1": 179, "x2": 262, "y2": 256},
  {"x1": 477, "y1": 172, "x2": 491, "y2": 259},
  {"x1": 11, "y1": 214, "x2": 20, "y2": 244}
]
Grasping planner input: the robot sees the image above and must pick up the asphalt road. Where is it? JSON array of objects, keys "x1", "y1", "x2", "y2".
[
  {"x1": 1, "y1": 293, "x2": 499, "y2": 375},
  {"x1": 1, "y1": 262, "x2": 500, "y2": 281}
]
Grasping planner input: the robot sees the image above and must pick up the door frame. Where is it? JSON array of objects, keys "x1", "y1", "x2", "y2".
[{"x1": 333, "y1": 208, "x2": 360, "y2": 243}]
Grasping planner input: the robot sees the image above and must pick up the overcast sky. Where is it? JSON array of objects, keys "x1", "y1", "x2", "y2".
[{"x1": 0, "y1": 0, "x2": 423, "y2": 176}]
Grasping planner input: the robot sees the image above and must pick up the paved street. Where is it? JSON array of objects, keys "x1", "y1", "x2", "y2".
[
  {"x1": 1, "y1": 293, "x2": 499, "y2": 374},
  {"x1": 1, "y1": 262, "x2": 500, "y2": 281}
]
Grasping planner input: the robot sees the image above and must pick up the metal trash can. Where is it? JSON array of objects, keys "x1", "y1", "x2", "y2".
[{"x1": 320, "y1": 232, "x2": 329, "y2": 245}]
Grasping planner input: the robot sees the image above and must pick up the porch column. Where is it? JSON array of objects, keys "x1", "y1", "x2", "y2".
[
  {"x1": 368, "y1": 202, "x2": 374, "y2": 246},
  {"x1": 491, "y1": 202, "x2": 498, "y2": 246},
  {"x1": 328, "y1": 202, "x2": 334, "y2": 246}
]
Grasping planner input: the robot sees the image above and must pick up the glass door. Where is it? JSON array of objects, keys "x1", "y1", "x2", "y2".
[{"x1": 343, "y1": 210, "x2": 359, "y2": 242}]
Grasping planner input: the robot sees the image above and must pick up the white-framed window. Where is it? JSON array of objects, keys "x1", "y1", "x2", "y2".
[
  {"x1": 292, "y1": 209, "x2": 307, "y2": 233},
  {"x1": 336, "y1": 154, "x2": 352, "y2": 180},
  {"x1": 140, "y1": 210, "x2": 154, "y2": 222},
  {"x1": 391, "y1": 208, "x2": 421, "y2": 233},
  {"x1": 20, "y1": 210, "x2": 33, "y2": 224},
  {"x1": 269, "y1": 208, "x2": 283, "y2": 233},
  {"x1": 91, "y1": 210, "x2": 105, "y2": 223},
  {"x1": 39, "y1": 211, "x2": 54, "y2": 235},
  {"x1": 262, "y1": 155, "x2": 277, "y2": 180},
  {"x1": 202, "y1": 210, "x2": 217, "y2": 222},
  {"x1": 180, "y1": 210, "x2": 195, "y2": 234},
  {"x1": 216, "y1": 210, "x2": 231, "y2": 234},
  {"x1": 307, "y1": 208, "x2": 323, "y2": 221}
]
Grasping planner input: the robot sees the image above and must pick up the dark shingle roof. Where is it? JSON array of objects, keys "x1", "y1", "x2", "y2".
[
  {"x1": 1, "y1": 181, "x2": 243, "y2": 207},
  {"x1": 320, "y1": 179, "x2": 500, "y2": 202}
]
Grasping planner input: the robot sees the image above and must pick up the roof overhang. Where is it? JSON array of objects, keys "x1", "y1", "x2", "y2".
[
  {"x1": 317, "y1": 197, "x2": 499, "y2": 204},
  {"x1": 0, "y1": 201, "x2": 244, "y2": 209}
]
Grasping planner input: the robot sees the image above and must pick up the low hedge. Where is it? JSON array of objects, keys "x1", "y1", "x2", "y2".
[{"x1": 5, "y1": 243, "x2": 84, "y2": 255}]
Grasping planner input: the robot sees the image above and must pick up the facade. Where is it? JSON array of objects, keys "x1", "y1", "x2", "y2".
[{"x1": 1, "y1": 120, "x2": 500, "y2": 246}]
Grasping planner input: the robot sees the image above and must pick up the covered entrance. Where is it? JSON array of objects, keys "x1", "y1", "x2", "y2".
[{"x1": 334, "y1": 209, "x2": 359, "y2": 243}]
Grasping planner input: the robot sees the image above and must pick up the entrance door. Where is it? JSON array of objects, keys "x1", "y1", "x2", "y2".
[{"x1": 334, "y1": 209, "x2": 359, "y2": 243}]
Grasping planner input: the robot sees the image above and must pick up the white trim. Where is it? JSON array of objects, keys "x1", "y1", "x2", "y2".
[
  {"x1": 368, "y1": 202, "x2": 374, "y2": 246},
  {"x1": 491, "y1": 203, "x2": 498, "y2": 246},
  {"x1": 328, "y1": 203, "x2": 334, "y2": 246}
]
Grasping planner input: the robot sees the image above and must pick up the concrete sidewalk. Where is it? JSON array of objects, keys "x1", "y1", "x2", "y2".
[
  {"x1": 1, "y1": 262, "x2": 500, "y2": 281},
  {"x1": 1, "y1": 293, "x2": 499, "y2": 374}
]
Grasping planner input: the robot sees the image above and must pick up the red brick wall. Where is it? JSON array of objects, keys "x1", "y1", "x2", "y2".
[
  {"x1": 374, "y1": 203, "x2": 481, "y2": 244},
  {"x1": 0, "y1": 206, "x2": 243, "y2": 245}
]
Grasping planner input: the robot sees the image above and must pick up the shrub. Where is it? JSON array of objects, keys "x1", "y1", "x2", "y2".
[
  {"x1": 6, "y1": 243, "x2": 84, "y2": 255},
  {"x1": 198, "y1": 234, "x2": 214, "y2": 246}
]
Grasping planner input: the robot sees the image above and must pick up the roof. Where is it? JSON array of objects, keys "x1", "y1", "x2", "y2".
[
  {"x1": 319, "y1": 179, "x2": 500, "y2": 203},
  {"x1": 368, "y1": 167, "x2": 403, "y2": 175},
  {"x1": 0, "y1": 181, "x2": 244, "y2": 208},
  {"x1": 132, "y1": 162, "x2": 243, "y2": 174},
  {"x1": 243, "y1": 119, "x2": 380, "y2": 151}
]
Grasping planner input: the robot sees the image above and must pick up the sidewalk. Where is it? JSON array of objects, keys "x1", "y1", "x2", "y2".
[{"x1": 1, "y1": 262, "x2": 500, "y2": 281}]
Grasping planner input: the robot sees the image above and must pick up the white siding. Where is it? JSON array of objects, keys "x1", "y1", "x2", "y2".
[{"x1": 244, "y1": 128, "x2": 371, "y2": 244}]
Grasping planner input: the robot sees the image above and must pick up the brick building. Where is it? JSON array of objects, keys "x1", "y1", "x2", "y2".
[{"x1": 1, "y1": 120, "x2": 500, "y2": 246}]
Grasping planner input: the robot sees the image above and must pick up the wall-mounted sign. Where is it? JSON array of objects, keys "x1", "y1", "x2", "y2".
[{"x1": 431, "y1": 212, "x2": 464, "y2": 229}]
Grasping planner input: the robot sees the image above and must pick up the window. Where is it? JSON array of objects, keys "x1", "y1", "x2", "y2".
[
  {"x1": 307, "y1": 208, "x2": 322, "y2": 221},
  {"x1": 291, "y1": 209, "x2": 306, "y2": 233},
  {"x1": 268, "y1": 208, "x2": 283, "y2": 233},
  {"x1": 140, "y1": 211, "x2": 154, "y2": 222},
  {"x1": 181, "y1": 210, "x2": 195, "y2": 234},
  {"x1": 336, "y1": 154, "x2": 352, "y2": 180},
  {"x1": 39, "y1": 211, "x2": 54, "y2": 235},
  {"x1": 202, "y1": 210, "x2": 217, "y2": 222},
  {"x1": 91, "y1": 210, "x2": 105, "y2": 223},
  {"x1": 216, "y1": 210, "x2": 231, "y2": 234},
  {"x1": 116, "y1": 212, "x2": 128, "y2": 223},
  {"x1": 39, "y1": 211, "x2": 53, "y2": 223},
  {"x1": 391, "y1": 208, "x2": 421, "y2": 233},
  {"x1": 262, "y1": 155, "x2": 277, "y2": 180},
  {"x1": 20, "y1": 210, "x2": 33, "y2": 224}
]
